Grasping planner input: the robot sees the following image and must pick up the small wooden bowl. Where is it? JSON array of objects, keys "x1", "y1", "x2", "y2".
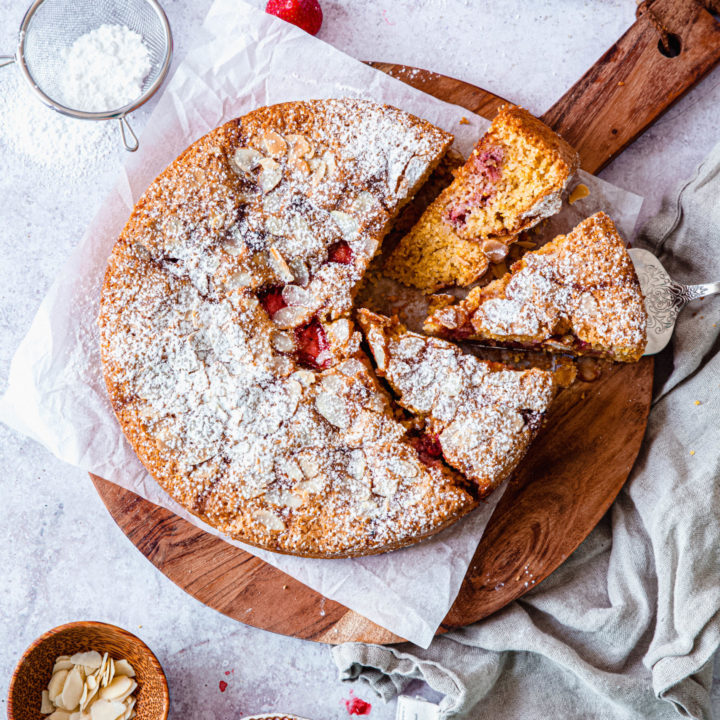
[{"x1": 7, "y1": 621, "x2": 169, "y2": 720}]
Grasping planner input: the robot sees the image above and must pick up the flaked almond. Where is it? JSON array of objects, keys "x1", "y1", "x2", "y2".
[
  {"x1": 578, "y1": 292, "x2": 599, "y2": 317},
  {"x1": 53, "y1": 659, "x2": 75, "y2": 674},
  {"x1": 347, "y1": 450, "x2": 367, "y2": 480},
  {"x1": 290, "y1": 369, "x2": 315, "y2": 387},
  {"x1": 315, "y1": 392, "x2": 350, "y2": 429},
  {"x1": 258, "y1": 158, "x2": 282, "y2": 192},
  {"x1": 288, "y1": 155, "x2": 310, "y2": 175},
  {"x1": 271, "y1": 330, "x2": 296, "y2": 353},
  {"x1": 41, "y1": 690, "x2": 54, "y2": 714},
  {"x1": 275, "y1": 457, "x2": 304, "y2": 482},
  {"x1": 99, "y1": 676, "x2": 133, "y2": 702},
  {"x1": 481, "y1": 239, "x2": 509, "y2": 263},
  {"x1": 254, "y1": 510, "x2": 285, "y2": 531},
  {"x1": 48, "y1": 669, "x2": 69, "y2": 703},
  {"x1": 267, "y1": 245, "x2": 295, "y2": 283},
  {"x1": 90, "y1": 699, "x2": 125, "y2": 720},
  {"x1": 338, "y1": 358, "x2": 364, "y2": 377},
  {"x1": 262, "y1": 129, "x2": 287, "y2": 157},
  {"x1": 309, "y1": 158, "x2": 326, "y2": 186},
  {"x1": 351, "y1": 191, "x2": 376, "y2": 215},
  {"x1": 373, "y1": 472, "x2": 400, "y2": 498},
  {"x1": 326, "y1": 318, "x2": 352, "y2": 346},
  {"x1": 47, "y1": 711, "x2": 71, "y2": 720},
  {"x1": 60, "y1": 667, "x2": 84, "y2": 711},
  {"x1": 298, "y1": 454, "x2": 320, "y2": 478},
  {"x1": 330, "y1": 210, "x2": 359, "y2": 240},
  {"x1": 265, "y1": 215, "x2": 284, "y2": 236},
  {"x1": 288, "y1": 258, "x2": 309, "y2": 287},
  {"x1": 393, "y1": 459, "x2": 419, "y2": 478},
  {"x1": 319, "y1": 373, "x2": 344, "y2": 394},
  {"x1": 272, "y1": 305, "x2": 311, "y2": 329},
  {"x1": 357, "y1": 499, "x2": 379, "y2": 517},
  {"x1": 294, "y1": 477, "x2": 325, "y2": 494},
  {"x1": 362, "y1": 236, "x2": 380, "y2": 257},
  {"x1": 223, "y1": 239, "x2": 244, "y2": 257},
  {"x1": 323, "y1": 150, "x2": 337, "y2": 175},
  {"x1": 281, "y1": 284, "x2": 311, "y2": 306},
  {"x1": 270, "y1": 490, "x2": 303, "y2": 509},
  {"x1": 231, "y1": 147, "x2": 264, "y2": 175},
  {"x1": 287, "y1": 133, "x2": 313, "y2": 159},
  {"x1": 226, "y1": 270, "x2": 253, "y2": 290},
  {"x1": 269, "y1": 355, "x2": 294, "y2": 377}
]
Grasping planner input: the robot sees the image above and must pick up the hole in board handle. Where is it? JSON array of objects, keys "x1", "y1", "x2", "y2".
[{"x1": 658, "y1": 33, "x2": 682, "y2": 58}]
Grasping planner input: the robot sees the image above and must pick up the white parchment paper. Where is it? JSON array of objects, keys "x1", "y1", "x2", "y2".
[{"x1": 0, "y1": 0, "x2": 643, "y2": 647}]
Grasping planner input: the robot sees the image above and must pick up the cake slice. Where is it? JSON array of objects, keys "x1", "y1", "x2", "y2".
[
  {"x1": 385, "y1": 105, "x2": 579, "y2": 292},
  {"x1": 424, "y1": 212, "x2": 647, "y2": 363},
  {"x1": 357, "y1": 309, "x2": 557, "y2": 497}
]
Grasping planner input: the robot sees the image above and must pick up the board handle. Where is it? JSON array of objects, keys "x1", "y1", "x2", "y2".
[{"x1": 542, "y1": 0, "x2": 720, "y2": 174}]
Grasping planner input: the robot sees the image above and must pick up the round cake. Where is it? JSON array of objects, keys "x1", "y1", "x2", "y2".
[{"x1": 99, "y1": 99, "x2": 481, "y2": 558}]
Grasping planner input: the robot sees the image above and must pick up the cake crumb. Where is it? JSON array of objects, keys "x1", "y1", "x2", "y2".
[
  {"x1": 459, "y1": 116, "x2": 470, "y2": 125},
  {"x1": 690, "y1": 450, "x2": 695, "y2": 456},
  {"x1": 568, "y1": 183, "x2": 590, "y2": 204}
]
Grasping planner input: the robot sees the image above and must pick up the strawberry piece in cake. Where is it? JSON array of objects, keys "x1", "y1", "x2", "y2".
[
  {"x1": 385, "y1": 105, "x2": 579, "y2": 292},
  {"x1": 358, "y1": 309, "x2": 557, "y2": 497},
  {"x1": 424, "y1": 212, "x2": 648, "y2": 363}
]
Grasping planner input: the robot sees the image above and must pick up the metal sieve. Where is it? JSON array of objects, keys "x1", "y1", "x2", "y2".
[{"x1": 0, "y1": 0, "x2": 173, "y2": 151}]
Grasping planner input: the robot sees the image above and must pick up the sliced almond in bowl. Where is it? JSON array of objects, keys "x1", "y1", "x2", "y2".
[
  {"x1": 99, "y1": 676, "x2": 134, "y2": 702},
  {"x1": 70, "y1": 651, "x2": 102, "y2": 670},
  {"x1": 90, "y1": 699, "x2": 126, "y2": 720},
  {"x1": 48, "y1": 668, "x2": 69, "y2": 703}
]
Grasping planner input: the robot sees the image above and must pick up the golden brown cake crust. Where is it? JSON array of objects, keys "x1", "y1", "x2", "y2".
[
  {"x1": 385, "y1": 105, "x2": 579, "y2": 292},
  {"x1": 99, "y1": 99, "x2": 481, "y2": 559},
  {"x1": 357, "y1": 309, "x2": 557, "y2": 497},
  {"x1": 424, "y1": 212, "x2": 648, "y2": 362}
]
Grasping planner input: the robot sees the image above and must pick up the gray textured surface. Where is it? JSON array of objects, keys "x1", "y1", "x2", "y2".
[{"x1": 0, "y1": 1, "x2": 718, "y2": 718}]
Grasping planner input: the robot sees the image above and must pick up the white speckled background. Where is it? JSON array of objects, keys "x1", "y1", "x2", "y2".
[{"x1": 1, "y1": 1, "x2": 718, "y2": 717}]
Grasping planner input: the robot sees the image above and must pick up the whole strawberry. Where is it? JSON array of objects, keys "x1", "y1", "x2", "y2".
[{"x1": 265, "y1": 0, "x2": 323, "y2": 35}]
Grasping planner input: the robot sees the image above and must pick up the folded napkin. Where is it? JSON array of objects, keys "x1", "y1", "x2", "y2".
[{"x1": 332, "y1": 140, "x2": 720, "y2": 719}]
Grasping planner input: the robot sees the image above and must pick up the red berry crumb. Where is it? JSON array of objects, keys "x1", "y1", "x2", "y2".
[
  {"x1": 327, "y1": 240, "x2": 354, "y2": 265},
  {"x1": 265, "y1": 0, "x2": 323, "y2": 35},
  {"x1": 345, "y1": 694, "x2": 372, "y2": 716},
  {"x1": 258, "y1": 285, "x2": 287, "y2": 317},
  {"x1": 295, "y1": 318, "x2": 330, "y2": 369},
  {"x1": 219, "y1": 680, "x2": 228, "y2": 693}
]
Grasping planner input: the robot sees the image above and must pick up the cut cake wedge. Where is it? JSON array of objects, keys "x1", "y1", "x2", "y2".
[{"x1": 424, "y1": 212, "x2": 648, "y2": 362}]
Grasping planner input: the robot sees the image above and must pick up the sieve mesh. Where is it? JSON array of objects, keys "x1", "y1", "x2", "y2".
[{"x1": 20, "y1": 0, "x2": 171, "y2": 115}]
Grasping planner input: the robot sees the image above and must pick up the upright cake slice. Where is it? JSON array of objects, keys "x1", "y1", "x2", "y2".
[
  {"x1": 424, "y1": 213, "x2": 647, "y2": 362},
  {"x1": 357, "y1": 310, "x2": 557, "y2": 497},
  {"x1": 385, "y1": 105, "x2": 579, "y2": 291}
]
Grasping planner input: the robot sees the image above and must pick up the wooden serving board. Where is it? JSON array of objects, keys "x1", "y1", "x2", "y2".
[{"x1": 91, "y1": 0, "x2": 720, "y2": 644}]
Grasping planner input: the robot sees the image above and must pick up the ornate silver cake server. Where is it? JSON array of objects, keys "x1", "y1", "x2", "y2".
[{"x1": 629, "y1": 248, "x2": 720, "y2": 355}]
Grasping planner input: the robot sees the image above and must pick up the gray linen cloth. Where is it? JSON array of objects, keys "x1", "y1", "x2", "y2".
[{"x1": 332, "y1": 141, "x2": 720, "y2": 719}]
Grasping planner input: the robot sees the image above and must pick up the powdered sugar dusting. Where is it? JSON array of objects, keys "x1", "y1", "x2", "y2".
[{"x1": 99, "y1": 99, "x2": 474, "y2": 557}]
